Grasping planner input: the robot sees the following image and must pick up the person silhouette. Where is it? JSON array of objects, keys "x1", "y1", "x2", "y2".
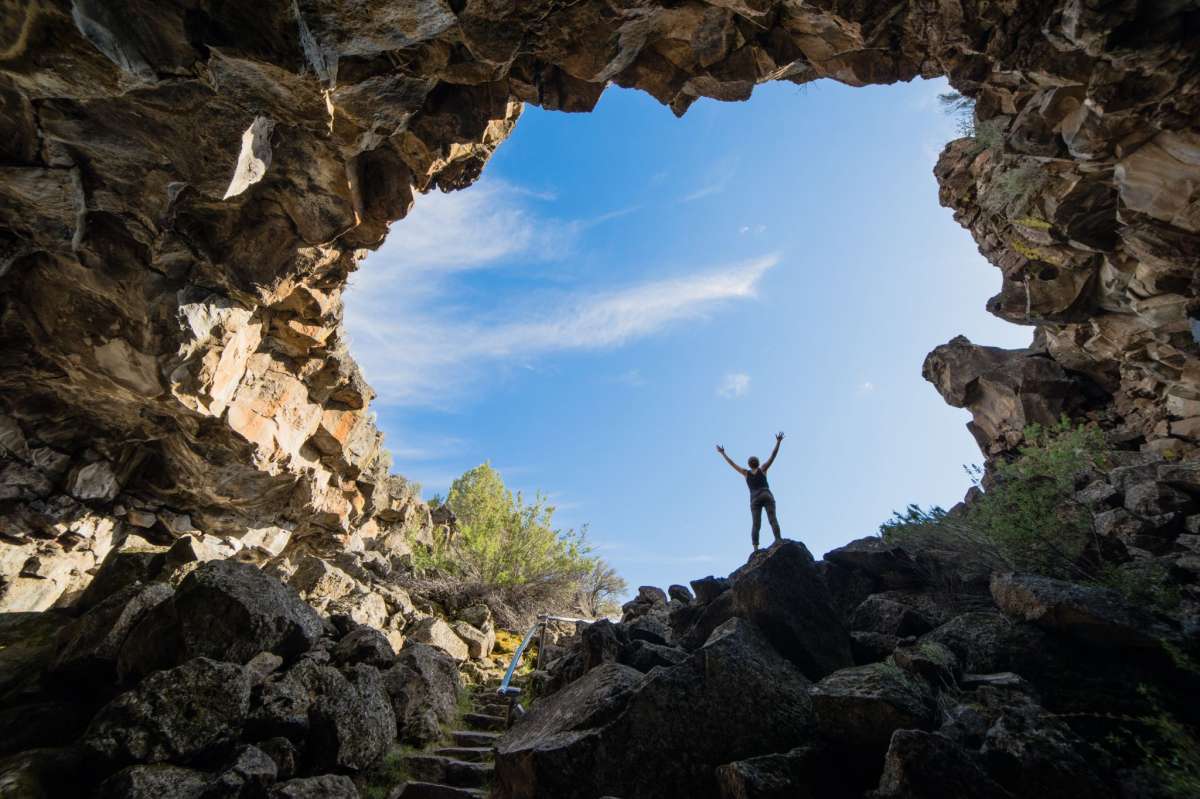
[{"x1": 716, "y1": 432, "x2": 784, "y2": 551}]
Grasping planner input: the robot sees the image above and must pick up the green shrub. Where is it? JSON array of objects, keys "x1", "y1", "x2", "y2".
[
  {"x1": 981, "y1": 162, "x2": 1049, "y2": 215},
  {"x1": 939, "y1": 91, "x2": 977, "y2": 137},
  {"x1": 415, "y1": 463, "x2": 624, "y2": 625},
  {"x1": 884, "y1": 419, "x2": 1183, "y2": 611},
  {"x1": 882, "y1": 418, "x2": 1107, "y2": 581}
]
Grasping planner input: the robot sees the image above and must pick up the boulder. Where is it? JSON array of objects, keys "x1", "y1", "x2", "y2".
[
  {"x1": 406, "y1": 617, "x2": 469, "y2": 661},
  {"x1": 327, "y1": 591, "x2": 389, "y2": 629},
  {"x1": 119, "y1": 560, "x2": 324, "y2": 678},
  {"x1": 619, "y1": 639, "x2": 690, "y2": 673},
  {"x1": 452, "y1": 620, "x2": 494, "y2": 659},
  {"x1": 891, "y1": 641, "x2": 959, "y2": 685},
  {"x1": 97, "y1": 764, "x2": 212, "y2": 799},
  {"x1": 51, "y1": 581, "x2": 174, "y2": 686},
  {"x1": 875, "y1": 731, "x2": 1011, "y2": 798},
  {"x1": 288, "y1": 556, "x2": 358, "y2": 602},
  {"x1": 269, "y1": 775, "x2": 360, "y2": 798},
  {"x1": 850, "y1": 631, "x2": 899, "y2": 665},
  {"x1": 979, "y1": 694, "x2": 1112, "y2": 799},
  {"x1": 667, "y1": 584, "x2": 694, "y2": 604},
  {"x1": 307, "y1": 663, "x2": 396, "y2": 772},
  {"x1": 206, "y1": 745, "x2": 279, "y2": 798},
  {"x1": 1124, "y1": 480, "x2": 1194, "y2": 516},
  {"x1": 77, "y1": 540, "x2": 168, "y2": 611},
  {"x1": 67, "y1": 460, "x2": 121, "y2": 502},
  {"x1": 731, "y1": 540, "x2": 853, "y2": 679},
  {"x1": 332, "y1": 626, "x2": 396, "y2": 668},
  {"x1": 823, "y1": 537, "x2": 921, "y2": 588},
  {"x1": 990, "y1": 573, "x2": 1174, "y2": 649},
  {"x1": 248, "y1": 658, "x2": 347, "y2": 742},
  {"x1": 850, "y1": 595, "x2": 933, "y2": 637},
  {"x1": 689, "y1": 575, "x2": 731, "y2": 604},
  {"x1": 382, "y1": 643, "x2": 462, "y2": 745},
  {"x1": 810, "y1": 663, "x2": 935, "y2": 753},
  {"x1": 495, "y1": 619, "x2": 814, "y2": 799},
  {"x1": 258, "y1": 737, "x2": 300, "y2": 781},
  {"x1": 84, "y1": 657, "x2": 251, "y2": 765},
  {"x1": 673, "y1": 589, "x2": 736, "y2": 650},
  {"x1": 716, "y1": 745, "x2": 857, "y2": 798}
]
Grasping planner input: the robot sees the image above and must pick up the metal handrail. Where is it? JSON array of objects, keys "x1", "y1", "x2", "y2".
[{"x1": 496, "y1": 613, "x2": 593, "y2": 726}]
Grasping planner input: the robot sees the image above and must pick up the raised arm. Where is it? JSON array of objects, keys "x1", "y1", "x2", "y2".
[
  {"x1": 716, "y1": 445, "x2": 748, "y2": 476},
  {"x1": 762, "y1": 431, "x2": 784, "y2": 471}
]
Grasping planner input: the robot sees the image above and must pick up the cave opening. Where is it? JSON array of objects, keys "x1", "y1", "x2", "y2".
[{"x1": 345, "y1": 77, "x2": 1033, "y2": 589}]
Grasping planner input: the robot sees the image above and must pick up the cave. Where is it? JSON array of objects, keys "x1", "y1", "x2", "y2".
[{"x1": 1, "y1": 2, "x2": 1199, "y2": 797}]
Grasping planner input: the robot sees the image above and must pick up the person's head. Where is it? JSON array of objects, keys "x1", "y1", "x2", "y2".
[{"x1": 747, "y1": 456, "x2": 760, "y2": 470}]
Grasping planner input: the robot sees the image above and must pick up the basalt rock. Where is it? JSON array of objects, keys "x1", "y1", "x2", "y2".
[
  {"x1": 496, "y1": 619, "x2": 814, "y2": 799},
  {"x1": 117, "y1": 560, "x2": 324, "y2": 679},
  {"x1": 84, "y1": 657, "x2": 252, "y2": 766},
  {"x1": 731, "y1": 541, "x2": 852, "y2": 679}
]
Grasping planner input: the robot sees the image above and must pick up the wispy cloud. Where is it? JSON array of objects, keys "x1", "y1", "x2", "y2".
[
  {"x1": 345, "y1": 178, "x2": 778, "y2": 407},
  {"x1": 612, "y1": 369, "x2": 647, "y2": 387},
  {"x1": 680, "y1": 158, "x2": 738, "y2": 203},
  {"x1": 717, "y1": 372, "x2": 751, "y2": 399},
  {"x1": 739, "y1": 224, "x2": 767, "y2": 235},
  {"x1": 857, "y1": 380, "x2": 877, "y2": 395}
]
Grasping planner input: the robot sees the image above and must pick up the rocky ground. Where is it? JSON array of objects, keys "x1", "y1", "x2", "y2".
[
  {"x1": 498, "y1": 537, "x2": 1199, "y2": 799},
  {"x1": 0, "y1": 548, "x2": 510, "y2": 797}
]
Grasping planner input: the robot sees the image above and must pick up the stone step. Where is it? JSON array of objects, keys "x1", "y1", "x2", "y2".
[
  {"x1": 451, "y1": 730, "x2": 500, "y2": 748},
  {"x1": 434, "y1": 746, "x2": 493, "y2": 763},
  {"x1": 393, "y1": 781, "x2": 487, "y2": 799},
  {"x1": 473, "y1": 698, "x2": 509, "y2": 714},
  {"x1": 403, "y1": 754, "x2": 493, "y2": 788},
  {"x1": 462, "y1": 712, "x2": 506, "y2": 732}
]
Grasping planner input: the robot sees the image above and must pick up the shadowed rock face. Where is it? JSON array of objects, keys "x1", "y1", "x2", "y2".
[{"x1": 1, "y1": 2, "x2": 1199, "y2": 610}]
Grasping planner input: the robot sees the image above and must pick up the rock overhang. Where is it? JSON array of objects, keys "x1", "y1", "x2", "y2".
[{"x1": 1, "y1": 1, "x2": 1198, "y2": 609}]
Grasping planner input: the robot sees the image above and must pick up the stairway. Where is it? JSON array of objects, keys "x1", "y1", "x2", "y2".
[{"x1": 392, "y1": 679, "x2": 513, "y2": 798}]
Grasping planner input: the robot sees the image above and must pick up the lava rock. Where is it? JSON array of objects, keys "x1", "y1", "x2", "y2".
[
  {"x1": 332, "y1": 626, "x2": 396, "y2": 668},
  {"x1": 84, "y1": 657, "x2": 251, "y2": 765},
  {"x1": 406, "y1": 617, "x2": 469, "y2": 662},
  {"x1": 810, "y1": 663, "x2": 935, "y2": 753},
  {"x1": 875, "y1": 730, "x2": 1011, "y2": 798},
  {"x1": 269, "y1": 775, "x2": 359, "y2": 798},
  {"x1": 990, "y1": 573, "x2": 1174, "y2": 649},
  {"x1": 97, "y1": 764, "x2": 212, "y2": 799},
  {"x1": 381, "y1": 643, "x2": 462, "y2": 745},
  {"x1": 731, "y1": 540, "x2": 853, "y2": 679},
  {"x1": 850, "y1": 595, "x2": 933, "y2": 637},
  {"x1": 119, "y1": 561, "x2": 323, "y2": 679},
  {"x1": 50, "y1": 581, "x2": 174, "y2": 687}
]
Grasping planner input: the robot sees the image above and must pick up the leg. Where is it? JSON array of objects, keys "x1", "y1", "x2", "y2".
[
  {"x1": 765, "y1": 496, "x2": 781, "y2": 542},
  {"x1": 750, "y1": 500, "x2": 763, "y2": 549}
]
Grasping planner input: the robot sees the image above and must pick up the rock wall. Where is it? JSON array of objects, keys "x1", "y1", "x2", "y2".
[{"x1": 2, "y1": 2, "x2": 1198, "y2": 609}]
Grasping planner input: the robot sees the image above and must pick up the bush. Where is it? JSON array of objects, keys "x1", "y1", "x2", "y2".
[
  {"x1": 981, "y1": 162, "x2": 1048, "y2": 215},
  {"x1": 414, "y1": 463, "x2": 624, "y2": 627},
  {"x1": 938, "y1": 91, "x2": 976, "y2": 137},
  {"x1": 883, "y1": 418, "x2": 1107, "y2": 581}
]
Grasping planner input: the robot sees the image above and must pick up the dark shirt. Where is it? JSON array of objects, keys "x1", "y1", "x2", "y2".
[{"x1": 745, "y1": 469, "x2": 769, "y2": 493}]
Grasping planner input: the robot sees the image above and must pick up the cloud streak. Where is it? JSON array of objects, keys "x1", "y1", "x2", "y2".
[{"x1": 345, "y1": 178, "x2": 778, "y2": 407}]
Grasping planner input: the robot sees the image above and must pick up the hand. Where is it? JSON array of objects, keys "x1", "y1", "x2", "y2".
[
  {"x1": 776, "y1": 431, "x2": 785, "y2": 442},
  {"x1": 716, "y1": 445, "x2": 725, "y2": 454}
]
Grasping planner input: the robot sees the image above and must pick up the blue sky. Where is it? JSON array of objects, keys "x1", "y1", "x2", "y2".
[{"x1": 344, "y1": 77, "x2": 1030, "y2": 596}]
